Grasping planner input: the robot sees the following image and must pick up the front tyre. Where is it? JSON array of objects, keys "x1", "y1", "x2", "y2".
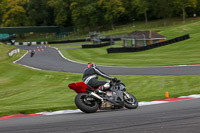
[
  {"x1": 75, "y1": 93, "x2": 98, "y2": 113},
  {"x1": 124, "y1": 92, "x2": 138, "y2": 109}
]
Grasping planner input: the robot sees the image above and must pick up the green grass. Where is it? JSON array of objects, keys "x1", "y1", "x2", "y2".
[
  {"x1": 1, "y1": 18, "x2": 200, "y2": 116},
  {"x1": 0, "y1": 43, "x2": 200, "y2": 117},
  {"x1": 106, "y1": 17, "x2": 200, "y2": 36},
  {"x1": 1, "y1": 48, "x2": 200, "y2": 116},
  {"x1": 59, "y1": 18, "x2": 200, "y2": 66},
  {"x1": 1, "y1": 51, "x2": 200, "y2": 116}
]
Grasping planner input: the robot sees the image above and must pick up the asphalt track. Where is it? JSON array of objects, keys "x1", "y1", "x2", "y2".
[
  {"x1": 0, "y1": 99, "x2": 200, "y2": 133},
  {"x1": 15, "y1": 45, "x2": 200, "y2": 75}
]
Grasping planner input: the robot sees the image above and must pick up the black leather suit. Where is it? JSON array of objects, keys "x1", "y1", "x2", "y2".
[{"x1": 82, "y1": 66, "x2": 113, "y2": 89}]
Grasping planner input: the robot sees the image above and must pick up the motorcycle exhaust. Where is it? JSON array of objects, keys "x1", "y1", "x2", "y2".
[{"x1": 90, "y1": 92, "x2": 104, "y2": 102}]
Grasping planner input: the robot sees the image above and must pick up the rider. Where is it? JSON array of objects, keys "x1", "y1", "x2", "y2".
[{"x1": 82, "y1": 63, "x2": 117, "y2": 91}]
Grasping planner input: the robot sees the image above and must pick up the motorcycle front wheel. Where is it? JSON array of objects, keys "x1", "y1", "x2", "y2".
[
  {"x1": 75, "y1": 93, "x2": 99, "y2": 113},
  {"x1": 124, "y1": 92, "x2": 138, "y2": 109}
]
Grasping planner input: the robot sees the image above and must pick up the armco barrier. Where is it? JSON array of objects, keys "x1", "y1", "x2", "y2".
[
  {"x1": 82, "y1": 42, "x2": 113, "y2": 48},
  {"x1": 107, "y1": 34, "x2": 190, "y2": 53},
  {"x1": 48, "y1": 39, "x2": 86, "y2": 44},
  {"x1": 100, "y1": 38, "x2": 121, "y2": 42},
  {"x1": 48, "y1": 37, "x2": 121, "y2": 44}
]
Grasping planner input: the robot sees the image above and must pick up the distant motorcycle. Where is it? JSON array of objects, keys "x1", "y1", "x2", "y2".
[
  {"x1": 68, "y1": 79, "x2": 138, "y2": 113},
  {"x1": 30, "y1": 50, "x2": 35, "y2": 57}
]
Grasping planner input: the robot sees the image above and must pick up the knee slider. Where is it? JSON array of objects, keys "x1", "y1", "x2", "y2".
[{"x1": 103, "y1": 83, "x2": 110, "y2": 89}]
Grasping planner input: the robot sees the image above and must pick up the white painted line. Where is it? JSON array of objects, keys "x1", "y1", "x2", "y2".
[
  {"x1": 179, "y1": 94, "x2": 200, "y2": 98},
  {"x1": 37, "y1": 109, "x2": 82, "y2": 115},
  {"x1": 54, "y1": 47, "x2": 200, "y2": 69},
  {"x1": 179, "y1": 65, "x2": 188, "y2": 66},
  {"x1": 139, "y1": 101, "x2": 169, "y2": 106},
  {"x1": 53, "y1": 47, "x2": 86, "y2": 65},
  {"x1": 13, "y1": 51, "x2": 42, "y2": 71},
  {"x1": 53, "y1": 47, "x2": 160, "y2": 68},
  {"x1": 13, "y1": 51, "x2": 28, "y2": 63},
  {"x1": 19, "y1": 64, "x2": 42, "y2": 71}
]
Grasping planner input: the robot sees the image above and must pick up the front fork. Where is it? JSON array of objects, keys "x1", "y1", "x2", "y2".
[{"x1": 123, "y1": 91, "x2": 131, "y2": 99}]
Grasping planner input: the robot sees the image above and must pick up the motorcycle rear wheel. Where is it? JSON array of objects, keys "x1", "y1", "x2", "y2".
[
  {"x1": 124, "y1": 92, "x2": 138, "y2": 109},
  {"x1": 75, "y1": 93, "x2": 99, "y2": 113}
]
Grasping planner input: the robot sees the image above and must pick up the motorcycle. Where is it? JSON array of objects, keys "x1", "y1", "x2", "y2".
[{"x1": 68, "y1": 79, "x2": 138, "y2": 113}]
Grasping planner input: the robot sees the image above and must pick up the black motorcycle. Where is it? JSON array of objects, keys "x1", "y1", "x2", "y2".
[{"x1": 68, "y1": 79, "x2": 138, "y2": 113}]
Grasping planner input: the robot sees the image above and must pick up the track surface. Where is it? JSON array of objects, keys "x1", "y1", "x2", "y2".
[
  {"x1": 0, "y1": 99, "x2": 200, "y2": 133},
  {"x1": 16, "y1": 45, "x2": 200, "y2": 75}
]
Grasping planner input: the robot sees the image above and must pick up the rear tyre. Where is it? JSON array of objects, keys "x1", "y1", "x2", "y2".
[
  {"x1": 75, "y1": 93, "x2": 98, "y2": 113},
  {"x1": 124, "y1": 92, "x2": 138, "y2": 109}
]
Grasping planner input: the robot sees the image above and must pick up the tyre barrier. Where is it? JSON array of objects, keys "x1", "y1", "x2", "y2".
[
  {"x1": 107, "y1": 34, "x2": 190, "y2": 53},
  {"x1": 7, "y1": 41, "x2": 48, "y2": 46},
  {"x1": 8, "y1": 49, "x2": 20, "y2": 56}
]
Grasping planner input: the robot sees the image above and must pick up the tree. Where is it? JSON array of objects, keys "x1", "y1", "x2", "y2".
[
  {"x1": 28, "y1": 0, "x2": 49, "y2": 26},
  {"x1": 1, "y1": 0, "x2": 29, "y2": 27},
  {"x1": 196, "y1": 0, "x2": 200, "y2": 16},
  {"x1": 118, "y1": 0, "x2": 134, "y2": 24},
  {"x1": 48, "y1": 0, "x2": 71, "y2": 26},
  {"x1": 173, "y1": 0, "x2": 197, "y2": 23},
  {"x1": 70, "y1": 0, "x2": 99, "y2": 30},
  {"x1": 132, "y1": 0, "x2": 150, "y2": 27},
  {"x1": 0, "y1": 0, "x2": 4, "y2": 24},
  {"x1": 98, "y1": 0, "x2": 125, "y2": 29},
  {"x1": 152, "y1": 0, "x2": 174, "y2": 26}
]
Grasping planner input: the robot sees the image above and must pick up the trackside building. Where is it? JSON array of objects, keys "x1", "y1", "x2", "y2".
[{"x1": 122, "y1": 31, "x2": 166, "y2": 48}]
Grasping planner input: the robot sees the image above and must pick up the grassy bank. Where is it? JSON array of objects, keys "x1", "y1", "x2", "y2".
[{"x1": 59, "y1": 18, "x2": 200, "y2": 66}]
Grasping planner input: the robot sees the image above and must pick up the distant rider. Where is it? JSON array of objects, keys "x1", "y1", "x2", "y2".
[
  {"x1": 30, "y1": 50, "x2": 35, "y2": 57},
  {"x1": 82, "y1": 63, "x2": 117, "y2": 91}
]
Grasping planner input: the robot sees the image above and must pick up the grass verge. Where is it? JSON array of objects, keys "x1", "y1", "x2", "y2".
[{"x1": 59, "y1": 18, "x2": 200, "y2": 66}]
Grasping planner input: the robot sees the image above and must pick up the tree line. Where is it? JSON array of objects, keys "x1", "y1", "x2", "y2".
[{"x1": 0, "y1": 0, "x2": 199, "y2": 31}]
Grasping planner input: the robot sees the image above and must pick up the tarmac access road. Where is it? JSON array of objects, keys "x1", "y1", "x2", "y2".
[
  {"x1": 15, "y1": 45, "x2": 200, "y2": 75},
  {"x1": 0, "y1": 99, "x2": 200, "y2": 133}
]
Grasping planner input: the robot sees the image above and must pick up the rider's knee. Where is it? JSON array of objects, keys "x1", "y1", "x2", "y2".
[{"x1": 103, "y1": 82, "x2": 110, "y2": 89}]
